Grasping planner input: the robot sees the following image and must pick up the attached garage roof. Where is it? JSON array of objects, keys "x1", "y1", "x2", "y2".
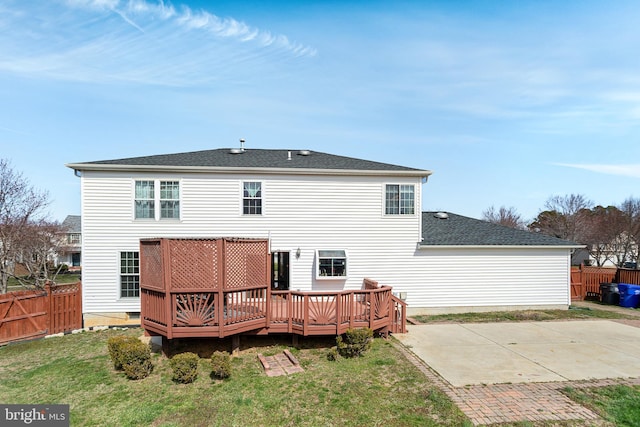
[{"x1": 421, "y1": 211, "x2": 582, "y2": 248}]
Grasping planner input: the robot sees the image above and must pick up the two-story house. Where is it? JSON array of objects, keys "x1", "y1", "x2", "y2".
[
  {"x1": 67, "y1": 147, "x2": 580, "y2": 327},
  {"x1": 58, "y1": 215, "x2": 82, "y2": 271}
]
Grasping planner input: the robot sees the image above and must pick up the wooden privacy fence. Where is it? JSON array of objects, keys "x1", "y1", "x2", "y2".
[
  {"x1": 0, "y1": 282, "x2": 82, "y2": 345},
  {"x1": 571, "y1": 266, "x2": 640, "y2": 301}
]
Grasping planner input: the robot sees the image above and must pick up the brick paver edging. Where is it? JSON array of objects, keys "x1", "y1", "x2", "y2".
[{"x1": 392, "y1": 338, "x2": 640, "y2": 426}]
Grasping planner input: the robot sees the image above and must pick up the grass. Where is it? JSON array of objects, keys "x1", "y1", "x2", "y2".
[
  {"x1": 7, "y1": 273, "x2": 81, "y2": 291},
  {"x1": 0, "y1": 328, "x2": 471, "y2": 427},
  {"x1": 412, "y1": 306, "x2": 638, "y2": 324},
  {"x1": 563, "y1": 385, "x2": 640, "y2": 427}
]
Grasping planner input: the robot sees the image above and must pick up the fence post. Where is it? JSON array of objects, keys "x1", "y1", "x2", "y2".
[{"x1": 45, "y1": 281, "x2": 53, "y2": 335}]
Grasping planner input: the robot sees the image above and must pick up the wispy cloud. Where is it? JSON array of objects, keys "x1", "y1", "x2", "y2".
[
  {"x1": 0, "y1": 0, "x2": 316, "y2": 86},
  {"x1": 555, "y1": 163, "x2": 640, "y2": 178}
]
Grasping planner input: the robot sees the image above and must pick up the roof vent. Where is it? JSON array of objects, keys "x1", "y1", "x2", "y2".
[
  {"x1": 230, "y1": 148, "x2": 242, "y2": 154},
  {"x1": 298, "y1": 150, "x2": 311, "y2": 156},
  {"x1": 434, "y1": 212, "x2": 449, "y2": 219}
]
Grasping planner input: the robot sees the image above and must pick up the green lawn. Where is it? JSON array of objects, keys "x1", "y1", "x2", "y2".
[
  {"x1": 7, "y1": 273, "x2": 81, "y2": 291},
  {"x1": 0, "y1": 328, "x2": 470, "y2": 427},
  {"x1": 2, "y1": 326, "x2": 638, "y2": 426},
  {"x1": 563, "y1": 385, "x2": 640, "y2": 427},
  {"x1": 412, "y1": 306, "x2": 637, "y2": 324}
]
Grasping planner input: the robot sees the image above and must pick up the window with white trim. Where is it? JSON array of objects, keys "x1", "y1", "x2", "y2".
[
  {"x1": 243, "y1": 181, "x2": 262, "y2": 215},
  {"x1": 160, "y1": 181, "x2": 180, "y2": 219},
  {"x1": 120, "y1": 251, "x2": 139, "y2": 298},
  {"x1": 135, "y1": 180, "x2": 155, "y2": 219},
  {"x1": 316, "y1": 250, "x2": 347, "y2": 279},
  {"x1": 385, "y1": 184, "x2": 415, "y2": 215},
  {"x1": 134, "y1": 180, "x2": 180, "y2": 220}
]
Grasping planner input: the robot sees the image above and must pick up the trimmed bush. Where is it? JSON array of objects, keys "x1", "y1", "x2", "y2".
[
  {"x1": 170, "y1": 352, "x2": 200, "y2": 384},
  {"x1": 326, "y1": 348, "x2": 338, "y2": 362},
  {"x1": 107, "y1": 336, "x2": 141, "y2": 370},
  {"x1": 119, "y1": 339, "x2": 153, "y2": 380},
  {"x1": 210, "y1": 351, "x2": 231, "y2": 379},
  {"x1": 336, "y1": 327, "x2": 373, "y2": 358}
]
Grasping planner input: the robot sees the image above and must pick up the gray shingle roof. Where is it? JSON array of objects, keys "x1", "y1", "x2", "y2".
[
  {"x1": 61, "y1": 215, "x2": 81, "y2": 233},
  {"x1": 421, "y1": 211, "x2": 581, "y2": 247},
  {"x1": 69, "y1": 148, "x2": 430, "y2": 174}
]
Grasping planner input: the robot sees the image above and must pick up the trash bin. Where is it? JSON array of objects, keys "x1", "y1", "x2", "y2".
[
  {"x1": 600, "y1": 283, "x2": 620, "y2": 305},
  {"x1": 618, "y1": 283, "x2": 640, "y2": 308}
]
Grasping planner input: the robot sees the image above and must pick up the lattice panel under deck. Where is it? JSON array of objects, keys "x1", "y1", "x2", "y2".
[
  {"x1": 170, "y1": 239, "x2": 219, "y2": 290},
  {"x1": 225, "y1": 240, "x2": 268, "y2": 290},
  {"x1": 140, "y1": 240, "x2": 163, "y2": 291}
]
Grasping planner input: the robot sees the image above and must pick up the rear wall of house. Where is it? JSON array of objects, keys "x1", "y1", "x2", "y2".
[{"x1": 80, "y1": 170, "x2": 424, "y2": 324}]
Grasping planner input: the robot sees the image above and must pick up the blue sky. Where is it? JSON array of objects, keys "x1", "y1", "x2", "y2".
[{"x1": 1, "y1": 0, "x2": 639, "y2": 223}]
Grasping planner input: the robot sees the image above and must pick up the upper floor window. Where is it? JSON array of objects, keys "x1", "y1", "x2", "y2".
[
  {"x1": 385, "y1": 184, "x2": 415, "y2": 215},
  {"x1": 68, "y1": 233, "x2": 81, "y2": 244},
  {"x1": 160, "y1": 181, "x2": 180, "y2": 219},
  {"x1": 134, "y1": 180, "x2": 180, "y2": 220},
  {"x1": 120, "y1": 251, "x2": 140, "y2": 298},
  {"x1": 243, "y1": 181, "x2": 262, "y2": 215},
  {"x1": 135, "y1": 180, "x2": 155, "y2": 219}
]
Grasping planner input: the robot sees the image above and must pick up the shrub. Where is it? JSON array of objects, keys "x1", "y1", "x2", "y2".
[
  {"x1": 119, "y1": 339, "x2": 153, "y2": 380},
  {"x1": 336, "y1": 327, "x2": 373, "y2": 358},
  {"x1": 326, "y1": 348, "x2": 338, "y2": 362},
  {"x1": 107, "y1": 335, "x2": 141, "y2": 370},
  {"x1": 210, "y1": 351, "x2": 231, "y2": 379},
  {"x1": 170, "y1": 352, "x2": 200, "y2": 384}
]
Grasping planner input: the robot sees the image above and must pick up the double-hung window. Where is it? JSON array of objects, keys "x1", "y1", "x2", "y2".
[
  {"x1": 160, "y1": 181, "x2": 180, "y2": 219},
  {"x1": 385, "y1": 184, "x2": 415, "y2": 215},
  {"x1": 316, "y1": 250, "x2": 347, "y2": 279},
  {"x1": 120, "y1": 251, "x2": 140, "y2": 298},
  {"x1": 243, "y1": 181, "x2": 262, "y2": 215},
  {"x1": 134, "y1": 180, "x2": 180, "y2": 220},
  {"x1": 135, "y1": 180, "x2": 155, "y2": 219}
]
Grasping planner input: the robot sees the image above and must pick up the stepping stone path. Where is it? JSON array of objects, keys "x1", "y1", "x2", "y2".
[{"x1": 258, "y1": 350, "x2": 304, "y2": 377}]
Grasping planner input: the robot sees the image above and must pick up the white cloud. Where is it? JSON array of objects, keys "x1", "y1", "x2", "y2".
[
  {"x1": 0, "y1": 0, "x2": 316, "y2": 86},
  {"x1": 555, "y1": 163, "x2": 640, "y2": 178}
]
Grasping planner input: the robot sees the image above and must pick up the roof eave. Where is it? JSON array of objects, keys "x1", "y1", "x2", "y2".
[
  {"x1": 417, "y1": 244, "x2": 585, "y2": 249},
  {"x1": 65, "y1": 163, "x2": 433, "y2": 177}
]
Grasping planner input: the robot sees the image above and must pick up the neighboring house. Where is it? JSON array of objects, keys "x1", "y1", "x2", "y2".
[
  {"x1": 66, "y1": 148, "x2": 581, "y2": 327},
  {"x1": 588, "y1": 232, "x2": 638, "y2": 268},
  {"x1": 57, "y1": 215, "x2": 82, "y2": 271}
]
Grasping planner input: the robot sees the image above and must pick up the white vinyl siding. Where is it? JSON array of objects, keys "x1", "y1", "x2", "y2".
[{"x1": 80, "y1": 170, "x2": 570, "y2": 315}]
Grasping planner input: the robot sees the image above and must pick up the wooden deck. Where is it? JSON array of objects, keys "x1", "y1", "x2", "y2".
[
  {"x1": 140, "y1": 238, "x2": 407, "y2": 341},
  {"x1": 142, "y1": 284, "x2": 407, "y2": 339}
]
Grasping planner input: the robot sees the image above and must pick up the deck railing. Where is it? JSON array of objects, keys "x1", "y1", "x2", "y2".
[
  {"x1": 140, "y1": 238, "x2": 406, "y2": 339},
  {"x1": 142, "y1": 284, "x2": 405, "y2": 339}
]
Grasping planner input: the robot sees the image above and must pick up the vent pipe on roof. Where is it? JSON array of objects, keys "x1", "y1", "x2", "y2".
[
  {"x1": 287, "y1": 151, "x2": 292, "y2": 161},
  {"x1": 240, "y1": 138, "x2": 245, "y2": 152}
]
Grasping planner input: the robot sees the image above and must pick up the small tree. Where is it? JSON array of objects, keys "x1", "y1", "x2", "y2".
[
  {"x1": 0, "y1": 159, "x2": 53, "y2": 293},
  {"x1": 482, "y1": 206, "x2": 526, "y2": 230},
  {"x1": 529, "y1": 194, "x2": 593, "y2": 243}
]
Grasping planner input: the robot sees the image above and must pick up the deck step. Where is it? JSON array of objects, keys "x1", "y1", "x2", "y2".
[{"x1": 258, "y1": 351, "x2": 304, "y2": 377}]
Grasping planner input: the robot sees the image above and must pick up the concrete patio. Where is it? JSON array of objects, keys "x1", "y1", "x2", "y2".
[{"x1": 394, "y1": 319, "x2": 640, "y2": 387}]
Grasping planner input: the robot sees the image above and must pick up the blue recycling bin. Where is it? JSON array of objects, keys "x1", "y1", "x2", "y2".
[{"x1": 618, "y1": 283, "x2": 640, "y2": 308}]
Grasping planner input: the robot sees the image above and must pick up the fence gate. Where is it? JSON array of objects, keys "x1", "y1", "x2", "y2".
[
  {"x1": 0, "y1": 283, "x2": 83, "y2": 346},
  {"x1": 0, "y1": 290, "x2": 48, "y2": 345}
]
